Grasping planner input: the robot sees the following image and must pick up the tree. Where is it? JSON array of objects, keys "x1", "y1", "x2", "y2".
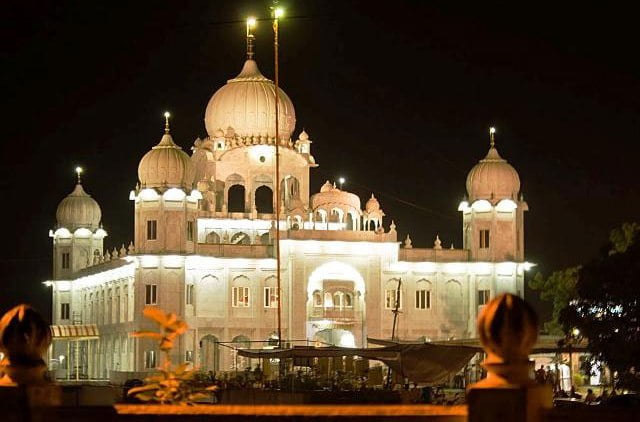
[
  {"x1": 529, "y1": 267, "x2": 579, "y2": 335},
  {"x1": 561, "y1": 223, "x2": 640, "y2": 389}
]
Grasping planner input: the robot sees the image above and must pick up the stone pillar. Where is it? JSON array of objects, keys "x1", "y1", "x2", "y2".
[{"x1": 467, "y1": 293, "x2": 552, "y2": 422}]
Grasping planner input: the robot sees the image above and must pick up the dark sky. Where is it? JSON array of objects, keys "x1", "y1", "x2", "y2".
[{"x1": 2, "y1": 1, "x2": 639, "y2": 322}]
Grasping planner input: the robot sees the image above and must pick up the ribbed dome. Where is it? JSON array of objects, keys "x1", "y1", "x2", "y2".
[
  {"x1": 204, "y1": 59, "x2": 296, "y2": 140},
  {"x1": 56, "y1": 183, "x2": 102, "y2": 230},
  {"x1": 138, "y1": 132, "x2": 194, "y2": 189},
  {"x1": 311, "y1": 186, "x2": 361, "y2": 211},
  {"x1": 466, "y1": 146, "x2": 521, "y2": 202},
  {"x1": 365, "y1": 194, "x2": 380, "y2": 213}
]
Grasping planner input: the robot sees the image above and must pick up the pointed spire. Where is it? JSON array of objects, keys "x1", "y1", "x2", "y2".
[
  {"x1": 389, "y1": 220, "x2": 397, "y2": 233},
  {"x1": 404, "y1": 234, "x2": 413, "y2": 249},
  {"x1": 489, "y1": 126, "x2": 496, "y2": 148},
  {"x1": 434, "y1": 234, "x2": 442, "y2": 250},
  {"x1": 128, "y1": 241, "x2": 135, "y2": 255},
  {"x1": 112, "y1": 247, "x2": 119, "y2": 258},
  {"x1": 75, "y1": 166, "x2": 83, "y2": 184},
  {"x1": 246, "y1": 17, "x2": 257, "y2": 60},
  {"x1": 164, "y1": 111, "x2": 171, "y2": 133},
  {"x1": 119, "y1": 244, "x2": 127, "y2": 257}
]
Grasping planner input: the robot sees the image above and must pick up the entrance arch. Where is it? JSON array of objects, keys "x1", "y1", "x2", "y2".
[{"x1": 307, "y1": 261, "x2": 365, "y2": 301}]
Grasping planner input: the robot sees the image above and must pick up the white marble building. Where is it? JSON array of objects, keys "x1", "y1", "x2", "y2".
[{"x1": 46, "y1": 42, "x2": 530, "y2": 379}]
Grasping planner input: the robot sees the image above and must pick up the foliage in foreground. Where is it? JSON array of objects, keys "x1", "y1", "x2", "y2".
[
  {"x1": 561, "y1": 222, "x2": 640, "y2": 389},
  {"x1": 128, "y1": 307, "x2": 217, "y2": 404}
]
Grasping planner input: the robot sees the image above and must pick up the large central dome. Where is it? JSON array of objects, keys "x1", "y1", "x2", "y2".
[{"x1": 204, "y1": 59, "x2": 296, "y2": 140}]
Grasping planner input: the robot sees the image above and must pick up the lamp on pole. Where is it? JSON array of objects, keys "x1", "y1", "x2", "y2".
[
  {"x1": 271, "y1": 4, "x2": 285, "y2": 349},
  {"x1": 338, "y1": 177, "x2": 345, "y2": 190}
]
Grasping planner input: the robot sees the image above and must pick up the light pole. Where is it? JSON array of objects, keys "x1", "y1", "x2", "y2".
[{"x1": 272, "y1": 5, "x2": 284, "y2": 350}]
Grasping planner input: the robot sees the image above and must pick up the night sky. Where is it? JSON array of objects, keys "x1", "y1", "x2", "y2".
[{"x1": 2, "y1": 1, "x2": 639, "y2": 322}]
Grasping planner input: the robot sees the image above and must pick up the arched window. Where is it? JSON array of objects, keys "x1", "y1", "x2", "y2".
[
  {"x1": 206, "y1": 231, "x2": 220, "y2": 244},
  {"x1": 415, "y1": 280, "x2": 431, "y2": 310},
  {"x1": 313, "y1": 290, "x2": 323, "y2": 307},
  {"x1": 333, "y1": 292, "x2": 342, "y2": 308},
  {"x1": 232, "y1": 276, "x2": 250, "y2": 307},
  {"x1": 230, "y1": 232, "x2": 251, "y2": 245},
  {"x1": 259, "y1": 232, "x2": 271, "y2": 245},
  {"x1": 263, "y1": 277, "x2": 278, "y2": 308},
  {"x1": 255, "y1": 185, "x2": 274, "y2": 214},
  {"x1": 384, "y1": 279, "x2": 402, "y2": 309},
  {"x1": 228, "y1": 184, "x2": 246, "y2": 212},
  {"x1": 344, "y1": 293, "x2": 353, "y2": 307}
]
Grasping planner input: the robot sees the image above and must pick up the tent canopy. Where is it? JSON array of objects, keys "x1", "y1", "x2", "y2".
[
  {"x1": 238, "y1": 343, "x2": 475, "y2": 383},
  {"x1": 50, "y1": 324, "x2": 99, "y2": 340}
]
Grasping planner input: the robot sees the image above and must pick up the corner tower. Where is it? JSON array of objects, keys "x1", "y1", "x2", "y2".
[
  {"x1": 460, "y1": 128, "x2": 528, "y2": 262},
  {"x1": 51, "y1": 168, "x2": 107, "y2": 280},
  {"x1": 132, "y1": 113, "x2": 198, "y2": 254}
]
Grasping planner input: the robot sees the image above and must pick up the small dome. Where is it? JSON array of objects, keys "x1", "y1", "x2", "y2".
[
  {"x1": 56, "y1": 183, "x2": 102, "y2": 230},
  {"x1": 320, "y1": 181, "x2": 333, "y2": 193},
  {"x1": 311, "y1": 187, "x2": 361, "y2": 211},
  {"x1": 466, "y1": 146, "x2": 520, "y2": 202},
  {"x1": 365, "y1": 194, "x2": 380, "y2": 213},
  {"x1": 298, "y1": 130, "x2": 309, "y2": 141},
  {"x1": 204, "y1": 59, "x2": 296, "y2": 140},
  {"x1": 138, "y1": 132, "x2": 194, "y2": 189}
]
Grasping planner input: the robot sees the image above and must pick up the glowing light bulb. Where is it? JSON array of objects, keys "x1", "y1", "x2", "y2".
[
  {"x1": 247, "y1": 17, "x2": 257, "y2": 27},
  {"x1": 274, "y1": 7, "x2": 284, "y2": 18},
  {"x1": 572, "y1": 328, "x2": 580, "y2": 337},
  {"x1": 75, "y1": 166, "x2": 83, "y2": 175},
  {"x1": 489, "y1": 127, "x2": 496, "y2": 135},
  {"x1": 164, "y1": 111, "x2": 170, "y2": 119}
]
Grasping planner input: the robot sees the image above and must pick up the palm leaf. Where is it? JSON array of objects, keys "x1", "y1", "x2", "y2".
[{"x1": 127, "y1": 384, "x2": 160, "y2": 395}]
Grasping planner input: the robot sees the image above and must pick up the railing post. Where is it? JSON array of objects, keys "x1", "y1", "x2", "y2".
[{"x1": 467, "y1": 293, "x2": 552, "y2": 422}]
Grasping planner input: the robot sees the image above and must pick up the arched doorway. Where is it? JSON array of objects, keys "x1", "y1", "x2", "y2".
[
  {"x1": 200, "y1": 335, "x2": 220, "y2": 372},
  {"x1": 255, "y1": 185, "x2": 274, "y2": 213},
  {"x1": 228, "y1": 185, "x2": 246, "y2": 212},
  {"x1": 231, "y1": 335, "x2": 251, "y2": 371}
]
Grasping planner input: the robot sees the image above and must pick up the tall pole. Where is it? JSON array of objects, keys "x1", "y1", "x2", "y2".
[
  {"x1": 386, "y1": 278, "x2": 402, "y2": 389},
  {"x1": 273, "y1": 7, "x2": 283, "y2": 349}
]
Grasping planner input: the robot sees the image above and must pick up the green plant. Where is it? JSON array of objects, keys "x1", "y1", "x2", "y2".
[{"x1": 127, "y1": 307, "x2": 217, "y2": 404}]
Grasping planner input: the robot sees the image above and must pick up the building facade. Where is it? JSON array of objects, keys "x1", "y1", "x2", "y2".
[{"x1": 46, "y1": 43, "x2": 530, "y2": 379}]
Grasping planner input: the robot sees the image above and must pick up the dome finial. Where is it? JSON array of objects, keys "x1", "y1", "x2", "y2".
[
  {"x1": 75, "y1": 166, "x2": 83, "y2": 184},
  {"x1": 489, "y1": 126, "x2": 496, "y2": 148},
  {"x1": 246, "y1": 17, "x2": 257, "y2": 60},
  {"x1": 164, "y1": 111, "x2": 171, "y2": 133}
]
